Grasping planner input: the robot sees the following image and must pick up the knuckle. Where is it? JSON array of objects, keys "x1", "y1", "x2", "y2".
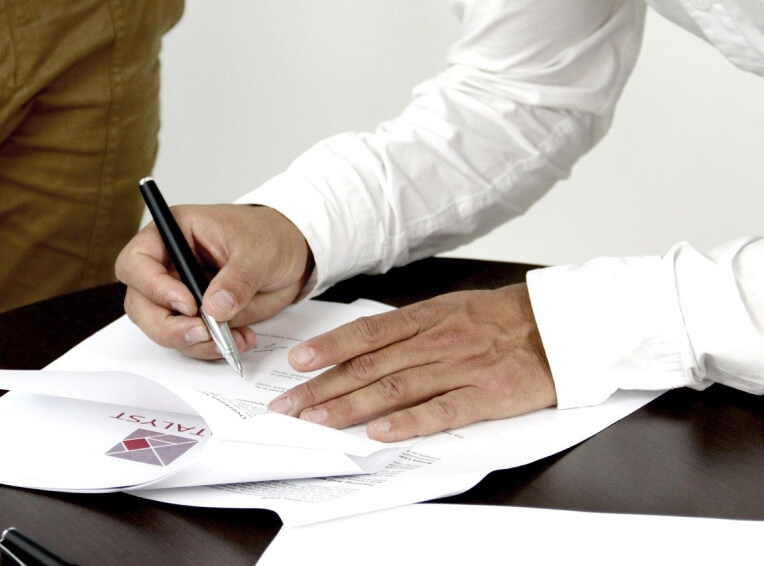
[
  {"x1": 406, "y1": 301, "x2": 442, "y2": 326},
  {"x1": 114, "y1": 242, "x2": 140, "y2": 283},
  {"x1": 432, "y1": 397, "x2": 459, "y2": 426},
  {"x1": 222, "y1": 274, "x2": 256, "y2": 308},
  {"x1": 351, "y1": 315, "x2": 383, "y2": 344},
  {"x1": 346, "y1": 352, "x2": 377, "y2": 382},
  {"x1": 377, "y1": 374, "x2": 409, "y2": 403},
  {"x1": 298, "y1": 377, "x2": 324, "y2": 407},
  {"x1": 123, "y1": 288, "x2": 135, "y2": 310},
  {"x1": 114, "y1": 254, "x2": 127, "y2": 283},
  {"x1": 123, "y1": 295, "x2": 138, "y2": 325},
  {"x1": 148, "y1": 280, "x2": 167, "y2": 309},
  {"x1": 240, "y1": 277, "x2": 257, "y2": 302},
  {"x1": 433, "y1": 324, "x2": 470, "y2": 349}
]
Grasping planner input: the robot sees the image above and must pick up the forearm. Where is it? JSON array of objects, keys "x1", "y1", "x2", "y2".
[{"x1": 237, "y1": 0, "x2": 646, "y2": 296}]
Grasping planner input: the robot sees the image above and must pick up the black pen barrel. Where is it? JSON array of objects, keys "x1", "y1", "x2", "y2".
[{"x1": 139, "y1": 177, "x2": 208, "y2": 306}]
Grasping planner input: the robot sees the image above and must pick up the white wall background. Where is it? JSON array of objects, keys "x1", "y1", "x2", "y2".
[{"x1": 153, "y1": 1, "x2": 764, "y2": 268}]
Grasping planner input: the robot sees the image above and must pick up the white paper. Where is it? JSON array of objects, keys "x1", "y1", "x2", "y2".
[
  {"x1": 132, "y1": 389, "x2": 660, "y2": 526},
  {"x1": 257, "y1": 504, "x2": 762, "y2": 565},
  {"x1": 0, "y1": 300, "x2": 412, "y2": 492},
  {"x1": 46, "y1": 300, "x2": 398, "y2": 454},
  {"x1": 0, "y1": 391, "x2": 207, "y2": 491},
  {"x1": 0, "y1": 298, "x2": 662, "y2": 526}
]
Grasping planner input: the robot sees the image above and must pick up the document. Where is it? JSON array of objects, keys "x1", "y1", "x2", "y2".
[
  {"x1": 0, "y1": 299, "x2": 661, "y2": 526},
  {"x1": 131, "y1": 388, "x2": 659, "y2": 525},
  {"x1": 257, "y1": 504, "x2": 762, "y2": 565},
  {"x1": 0, "y1": 300, "x2": 412, "y2": 492}
]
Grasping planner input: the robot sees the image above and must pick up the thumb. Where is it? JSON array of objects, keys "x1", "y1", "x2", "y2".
[
  {"x1": 201, "y1": 251, "x2": 265, "y2": 322},
  {"x1": 197, "y1": 204, "x2": 312, "y2": 323}
]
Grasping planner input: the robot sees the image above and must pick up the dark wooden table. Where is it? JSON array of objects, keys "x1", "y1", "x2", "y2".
[{"x1": 1, "y1": 257, "x2": 762, "y2": 565}]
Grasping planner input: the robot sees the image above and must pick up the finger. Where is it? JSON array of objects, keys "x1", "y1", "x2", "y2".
[
  {"x1": 197, "y1": 205, "x2": 306, "y2": 322},
  {"x1": 271, "y1": 329, "x2": 446, "y2": 417},
  {"x1": 124, "y1": 286, "x2": 211, "y2": 352},
  {"x1": 297, "y1": 362, "x2": 453, "y2": 428},
  {"x1": 366, "y1": 368, "x2": 558, "y2": 443},
  {"x1": 288, "y1": 302, "x2": 440, "y2": 372},
  {"x1": 116, "y1": 227, "x2": 197, "y2": 317},
  {"x1": 200, "y1": 247, "x2": 280, "y2": 323},
  {"x1": 125, "y1": 287, "x2": 253, "y2": 359},
  {"x1": 227, "y1": 284, "x2": 306, "y2": 328},
  {"x1": 226, "y1": 325, "x2": 258, "y2": 356},
  {"x1": 365, "y1": 386, "x2": 489, "y2": 442}
]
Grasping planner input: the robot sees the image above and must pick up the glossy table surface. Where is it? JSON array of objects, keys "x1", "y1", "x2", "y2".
[{"x1": 1, "y1": 257, "x2": 762, "y2": 565}]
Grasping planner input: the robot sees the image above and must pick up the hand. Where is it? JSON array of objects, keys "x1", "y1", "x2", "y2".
[
  {"x1": 116, "y1": 204, "x2": 313, "y2": 359},
  {"x1": 268, "y1": 283, "x2": 557, "y2": 441}
]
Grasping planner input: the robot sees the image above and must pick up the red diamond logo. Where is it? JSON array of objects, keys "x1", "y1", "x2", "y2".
[
  {"x1": 123, "y1": 438, "x2": 150, "y2": 450},
  {"x1": 106, "y1": 429, "x2": 198, "y2": 467}
]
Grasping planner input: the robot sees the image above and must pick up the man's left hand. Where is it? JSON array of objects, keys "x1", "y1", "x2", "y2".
[{"x1": 268, "y1": 283, "x2": 557, "y2": 442}]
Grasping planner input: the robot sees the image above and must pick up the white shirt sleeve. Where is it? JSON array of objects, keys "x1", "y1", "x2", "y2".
[
  {"x1": 646, "y1": 0, "x2": 764, "y2": 76},
  {"x1": 232, "y1": 0, "x2": 764, "y2": 405},
  {"x1": 527, "y1": 238, "x2": 764, "y2": 408},
  {"x1": 526, "y1": 1, "x2": 764, "y2": 407},
  {"x1": 236, "y1": 0, "x2": 647, "y2": 296}
]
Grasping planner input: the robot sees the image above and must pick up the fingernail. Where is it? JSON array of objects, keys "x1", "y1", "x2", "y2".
[
  {"x1": 301, "y1": 408, "x2": 327, "y2": 424},
  {"x1": 368, "y1": 420, "x2": 391, "y2": 435},
  {"x1": 184, "y1": 325, "x2": 209, "y2": 344},
  {"x1": 210, "y1": 290, "x2": 235, "y2": 314},
  {"x1": 290, "y1": 346, "x2": 316, "y2": 367},
  {"x1": 171, "y1": 301, "x2": 193, "y2": 317},
  {"x1": 268, "y1": 394, "x2": 291, "y2": 415}
]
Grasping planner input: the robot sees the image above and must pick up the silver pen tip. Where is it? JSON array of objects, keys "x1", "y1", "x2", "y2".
[{"x1": 225, "y1": 350, "x2": 244, "y2": 378}]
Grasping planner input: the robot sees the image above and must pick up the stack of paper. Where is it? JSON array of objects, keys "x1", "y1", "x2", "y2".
[
  {"x1": 0, "y1": 301, "x2": 409, "y2": 492},
  {"x1": 0, "y1": 299, "x2": 661, "y2": 526}
]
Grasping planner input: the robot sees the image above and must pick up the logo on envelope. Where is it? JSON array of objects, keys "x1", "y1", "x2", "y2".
[{"x1": 106, "y1": 428, "x2": 198, "y2": 467}]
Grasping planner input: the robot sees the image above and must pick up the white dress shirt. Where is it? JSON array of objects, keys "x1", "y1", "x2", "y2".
[{"x1": 237, "y1": 0, "x2": 764, "y2": 408}]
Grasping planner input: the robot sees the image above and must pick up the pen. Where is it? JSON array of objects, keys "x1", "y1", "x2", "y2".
[
  {"x1": 139, "y1": 177, "x2": 244, "y2": 377},
  {"x1": 0, "y1": 527, "x2": 76, "y2": 566}
]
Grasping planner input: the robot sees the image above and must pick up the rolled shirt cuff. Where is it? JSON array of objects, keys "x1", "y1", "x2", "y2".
[{"x1": 526, "y1": 256, "x2": 698, "y2": 409}]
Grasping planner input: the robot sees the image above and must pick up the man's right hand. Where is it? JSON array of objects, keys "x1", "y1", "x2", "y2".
[{"x1": 115, "y1": 204, "x2": 313, "y2": 360}]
